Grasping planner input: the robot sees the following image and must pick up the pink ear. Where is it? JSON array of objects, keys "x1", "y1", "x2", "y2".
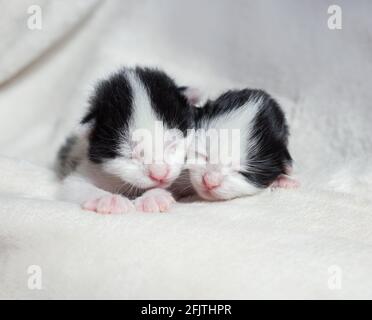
[
  {"x1": 284, "y1": 164, "x2": 293, "y2": 175},
  {"x1": 271, "y1": 175, "x2": 300, "y2": 189},
  {"x1": 182, "y1": 87, "x2": 203, "y2": 105}
]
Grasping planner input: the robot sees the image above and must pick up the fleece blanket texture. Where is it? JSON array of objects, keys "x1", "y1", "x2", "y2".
[{"x1": 0, "y1": 0, "x2": 372, "y2": 299}]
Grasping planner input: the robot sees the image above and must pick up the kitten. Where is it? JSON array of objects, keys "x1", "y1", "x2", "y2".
[
  {"x1": 56, "y1": 67, "x2": 195, "y2": 213},
  {"x1": 184, "y1": 89, "x2": 298, "y2": 201}
]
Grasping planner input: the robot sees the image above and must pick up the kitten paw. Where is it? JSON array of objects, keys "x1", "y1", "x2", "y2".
[
  {"x1": 134, "y1": 189, "x2": 175, "y2": 213},
  {"x1": 82, "y1": 194, "x2": 135, "y2": 214},
  {"x1": 271, "y1": 175, "x2": 300, "y2": 189}
]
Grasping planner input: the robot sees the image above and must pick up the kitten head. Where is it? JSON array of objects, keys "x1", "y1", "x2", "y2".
[
  {"x1": 82, "y1": 66, "x2": 195, "y2": 190},
  {"x1": 187, "y1": 89, "x2": 292, "y2": 200}
]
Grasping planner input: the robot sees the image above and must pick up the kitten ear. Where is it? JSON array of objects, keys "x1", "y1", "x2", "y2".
[
  {"x1": 284, "y1": 163, "x2": 293, "y2": 175},
  {"x1": 74, "y1": 122, "x2": 93, "y2": 139},
  {"x1": 179, "y1": 86, "x2": 203, "y2": 106}
]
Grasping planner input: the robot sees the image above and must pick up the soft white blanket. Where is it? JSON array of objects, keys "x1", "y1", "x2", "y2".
[{"x1": 1, "y1": 0, "x2": 372, "y2": 299}]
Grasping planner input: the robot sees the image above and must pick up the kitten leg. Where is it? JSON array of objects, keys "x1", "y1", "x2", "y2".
[
  {"x1": 58, "y1": 174, "x2": 135, "y2": 214},
  {"x1": 134, "y1": 188, "x2": 175, "y2": 213},
  {"x1": 271, "y1": 175, "x2": 300, "y2": 189}
]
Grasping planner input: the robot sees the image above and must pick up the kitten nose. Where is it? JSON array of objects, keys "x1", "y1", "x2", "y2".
[
  {"x1": 149, "y1": 164, "x2": 169, "y2": 182},
  {"x1": 203, "y1": 172, "x2": 222, "y2": 190}
]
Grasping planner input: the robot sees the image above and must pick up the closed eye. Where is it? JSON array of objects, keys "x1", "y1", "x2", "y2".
[
  {"x1": 166, "y1": 141, "x2": 178, "y2": 153},
  {"x1": 239, "y1": 170, "x2": 248, "y2": 176},
  {"x1": 132, "y1": 146, "x2": 144, "y2": 160}
]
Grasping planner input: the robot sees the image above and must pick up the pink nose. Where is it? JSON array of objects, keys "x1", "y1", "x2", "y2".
[
  {"x1": 203, "y1": 172, "x2": 222, "y2": 190},
  {"x1": 149, "y1": 164, "x2": 169, "y2": 182}
]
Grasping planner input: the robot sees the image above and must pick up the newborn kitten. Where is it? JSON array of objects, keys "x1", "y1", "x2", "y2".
[
  {"x1": 56, "y1": 66, "x2": 194, "y2": 213},
  {"x1": 183, "y1": 89, "x2": 298, "y2": 201}
]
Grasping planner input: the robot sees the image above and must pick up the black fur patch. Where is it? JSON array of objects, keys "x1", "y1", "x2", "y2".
[
  {"x1": 195, "y1": 89, "x2": 260, "y2": 123},
  {"x1": 82, "y1": 70, "x2": 133, "y2": 163},
  {"x1": 55, "y1": 135, "x2": 79, "y2": 178},
  {"x1": 197, "y1": 89, "x2": 292, "y2": 188},
  {"x1": 81, "y1": 67, "x2": 194, "y2": 164},
  {"x1": 135, "y1": 67, "x2": 193, "y2": 133},
  {"x1": 245, "y1": 91, "x2": 292, "y2": 187}
]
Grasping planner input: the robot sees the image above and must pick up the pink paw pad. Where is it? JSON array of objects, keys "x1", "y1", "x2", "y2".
[
  {"x1": 82, "y1": 194, "x2": 134, "y2": 214},
  {"x1": 271, "y1": 175, "x2": 300, "y2": 189},
  {"x1": 135, "y1": 190, "x2": 175, "y2": 213}
]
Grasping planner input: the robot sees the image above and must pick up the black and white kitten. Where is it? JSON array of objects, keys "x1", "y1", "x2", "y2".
[
  {"x1": 185, "y1": 89, "x2": 298, "y2": 201},
  {"x1": 56, "y1": 66, "x2": 195, "y2": 213}
]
